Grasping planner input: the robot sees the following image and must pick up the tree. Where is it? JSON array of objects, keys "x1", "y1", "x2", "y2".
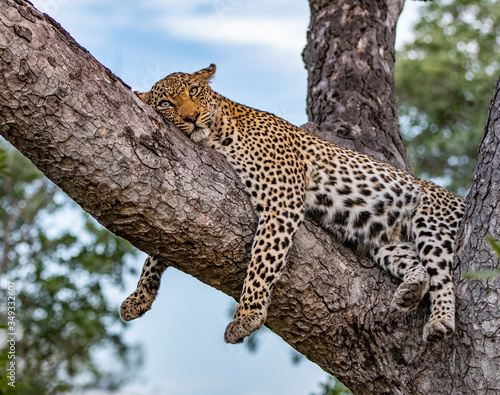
[
  {"x1": 453, "y1": 76, "x2": 500, "y2": 392},
  {"x1": 0, "y1": 0, "x2": 498, "y2": 393},
  {"x1": 396, "y1": 0, "x2": 500, "y2": 195},
  {"x1": 0, "y1": 144, "x2": 142, "y2": 392}
]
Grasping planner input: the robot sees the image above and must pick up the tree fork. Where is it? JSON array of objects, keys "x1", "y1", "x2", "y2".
[{"x1": 1, "y1": 1, "x2": 498, "y2": 393}]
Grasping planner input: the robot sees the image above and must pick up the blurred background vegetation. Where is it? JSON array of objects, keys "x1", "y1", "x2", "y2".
[
  {"x1": 397, "y1": 0, "x2": 500, "y2": 197},
  {"x1": 1, "y1": 0, "x2": 499, "y2": 393},
  {"x1": 0, "y1": 143, "x2": 142, "y2": 394}
]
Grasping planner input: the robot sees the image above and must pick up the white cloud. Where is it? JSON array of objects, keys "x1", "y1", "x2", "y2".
[
  {"x1": 157, "y1": 15, "x2": 307, "y2": 53},
  {"x1": 139, "y1": 0, "x2": 309, "y2": 53},
  {"x1": 30, "y1": 0, "x2": 309, "y2": 55}
]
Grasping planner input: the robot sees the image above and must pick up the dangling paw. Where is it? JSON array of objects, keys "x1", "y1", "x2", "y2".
[
  {"x1": 392, "y1": 267, "x2": 429, "y2": 312},
  {"x1": 392, "y1": 278, "x2": 429, "y2": 312},
  {"x1": 120, "y1": 287, "x2": 157, "y2": 322},
  {"x1": 120, "y1": 256, "x2": 167, "y2": 322},
  {"x1": 224, "y1": 311, "x2": 266, "y2": 344},
  {"x1": 423, "y1": 316, "x2": 455, "y2": 342}
]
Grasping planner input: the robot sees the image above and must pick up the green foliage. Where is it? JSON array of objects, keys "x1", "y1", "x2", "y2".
[
  {"x1": 396, "y1": 0, "x2": 500, "y2": 196},
  {"x1": 462, "y1": 236, "x2": 500, "y2": 279},
  {"x1": 0, "y1": 146, "x2": 11, "y2": 179},
  {"x1": 0, "y1": 141, "x2": 142, "y2": 394},
  {"x1": 312, "y1": 376, "x2": 352, "y2": 395},
  {"x1": 488, "y1": 236, "x2": 500, "y2": 257}
]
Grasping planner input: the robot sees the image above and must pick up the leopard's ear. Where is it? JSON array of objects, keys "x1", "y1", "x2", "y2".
[
  {"x1": 135, "y1": 91, "x2": 151, "y2": 104},
  {"x1": 191, "y1": 64, "x2": 216, "y2": 84}
]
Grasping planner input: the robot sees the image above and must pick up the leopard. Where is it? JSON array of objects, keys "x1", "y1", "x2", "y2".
[{"x1": 120, "y1": 64, "x2": 465, "y2": 344}]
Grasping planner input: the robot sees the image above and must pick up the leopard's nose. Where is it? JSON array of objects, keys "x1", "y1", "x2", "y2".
[{"x1": 183, "y1": 111, "x2": 199, "y2": 123}]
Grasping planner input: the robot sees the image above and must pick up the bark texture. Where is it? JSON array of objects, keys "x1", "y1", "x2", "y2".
[
  {"x1": 303, "y1": 0, "x2": 411, "y2": 172},
  {"x1": 0, "y1": 1, "x2": 498, "y2": 394},
  {"x1": 453, "y1": 76, "x2": 500, "y2": 394}
]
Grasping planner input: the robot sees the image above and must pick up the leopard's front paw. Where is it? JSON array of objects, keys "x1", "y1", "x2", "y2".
[
  {"x1": 119, "y1": 289, "x2": 156, "y2": 322},
  {"x1": 224, "y1": 312, "x2": 266, "y2": 344},
  {"x1": 392, "y1": 278, "x2": 429, "y2": 312},
  {"x1": 423, "y1": 316, "x2": 455, "y2": 342}
]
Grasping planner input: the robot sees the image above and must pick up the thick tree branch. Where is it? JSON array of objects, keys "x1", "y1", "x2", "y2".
[{"x1": 1, "y1": 1, "x2": 498, "y2": 394}]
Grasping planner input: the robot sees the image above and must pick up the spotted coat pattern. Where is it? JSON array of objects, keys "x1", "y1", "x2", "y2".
[{"x1": 120, "y1": 65, "x2": 465, "y2": 344}]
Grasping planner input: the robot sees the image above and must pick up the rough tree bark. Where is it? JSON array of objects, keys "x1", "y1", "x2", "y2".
[
  {"x1": 302, "y1": 0, "x2": 411, "y2": 172},
  {"x1": 453, "y1": 77, "x2": 500, "y2": 393},
  {"x1": 0, "y1": 0, "x2": 498, "y2": 394}
]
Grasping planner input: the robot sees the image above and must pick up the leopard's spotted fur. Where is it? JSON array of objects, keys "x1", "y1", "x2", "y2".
[{"x1": 120, "y1": 64, "x2": 465, "y2": 343}]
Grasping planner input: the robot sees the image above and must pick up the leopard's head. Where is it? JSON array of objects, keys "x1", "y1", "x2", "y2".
[{"x1": 138, "y1": 64, "x2": 217, "y2": 140}]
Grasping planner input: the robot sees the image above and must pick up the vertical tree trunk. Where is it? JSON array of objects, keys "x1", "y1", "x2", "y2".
[
  {"x1": 303, "y1": 0, "x2": 411, "y2": 172},
  {"x1": 453, "y1": 76, "x2": 500, "y2": 393}
]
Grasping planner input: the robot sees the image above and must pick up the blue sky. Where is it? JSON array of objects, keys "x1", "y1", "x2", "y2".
[{"x1": 28, "y1": 1, "x2": 423, "y2": 394}]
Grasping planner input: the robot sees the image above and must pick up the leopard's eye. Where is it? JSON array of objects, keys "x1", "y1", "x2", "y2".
[
  {"x1": 189, "y1": 86, "x2": 199, "y2": 96},
  {"x1": 157, "y1": 100, "x2": 173, "y2": 109}
]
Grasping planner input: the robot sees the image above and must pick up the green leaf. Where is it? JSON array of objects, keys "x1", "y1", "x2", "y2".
[
  {"x1": 462, "y1": 269, "x2": 500, "y2": 280},
  {"x1": 486, "y1": 235, "x2": 500, "y2": 257}
]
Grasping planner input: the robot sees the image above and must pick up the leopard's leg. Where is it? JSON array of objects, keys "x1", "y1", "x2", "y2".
[
  {"x1": 120, "y1": 256, "x2": 168, "y2": 321},
  {"x1": 413, "y1": 199, "x2": 457, "y2": 342},
  {"x1": 224, "y1": 210, "x2": 304, "y2": 344},
  {"x1": 371, "y1": 242, "x2": 429, "y2": 312},
  {"x1": 418, "y1": 236, "x2": 456, "y2": 342}
]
